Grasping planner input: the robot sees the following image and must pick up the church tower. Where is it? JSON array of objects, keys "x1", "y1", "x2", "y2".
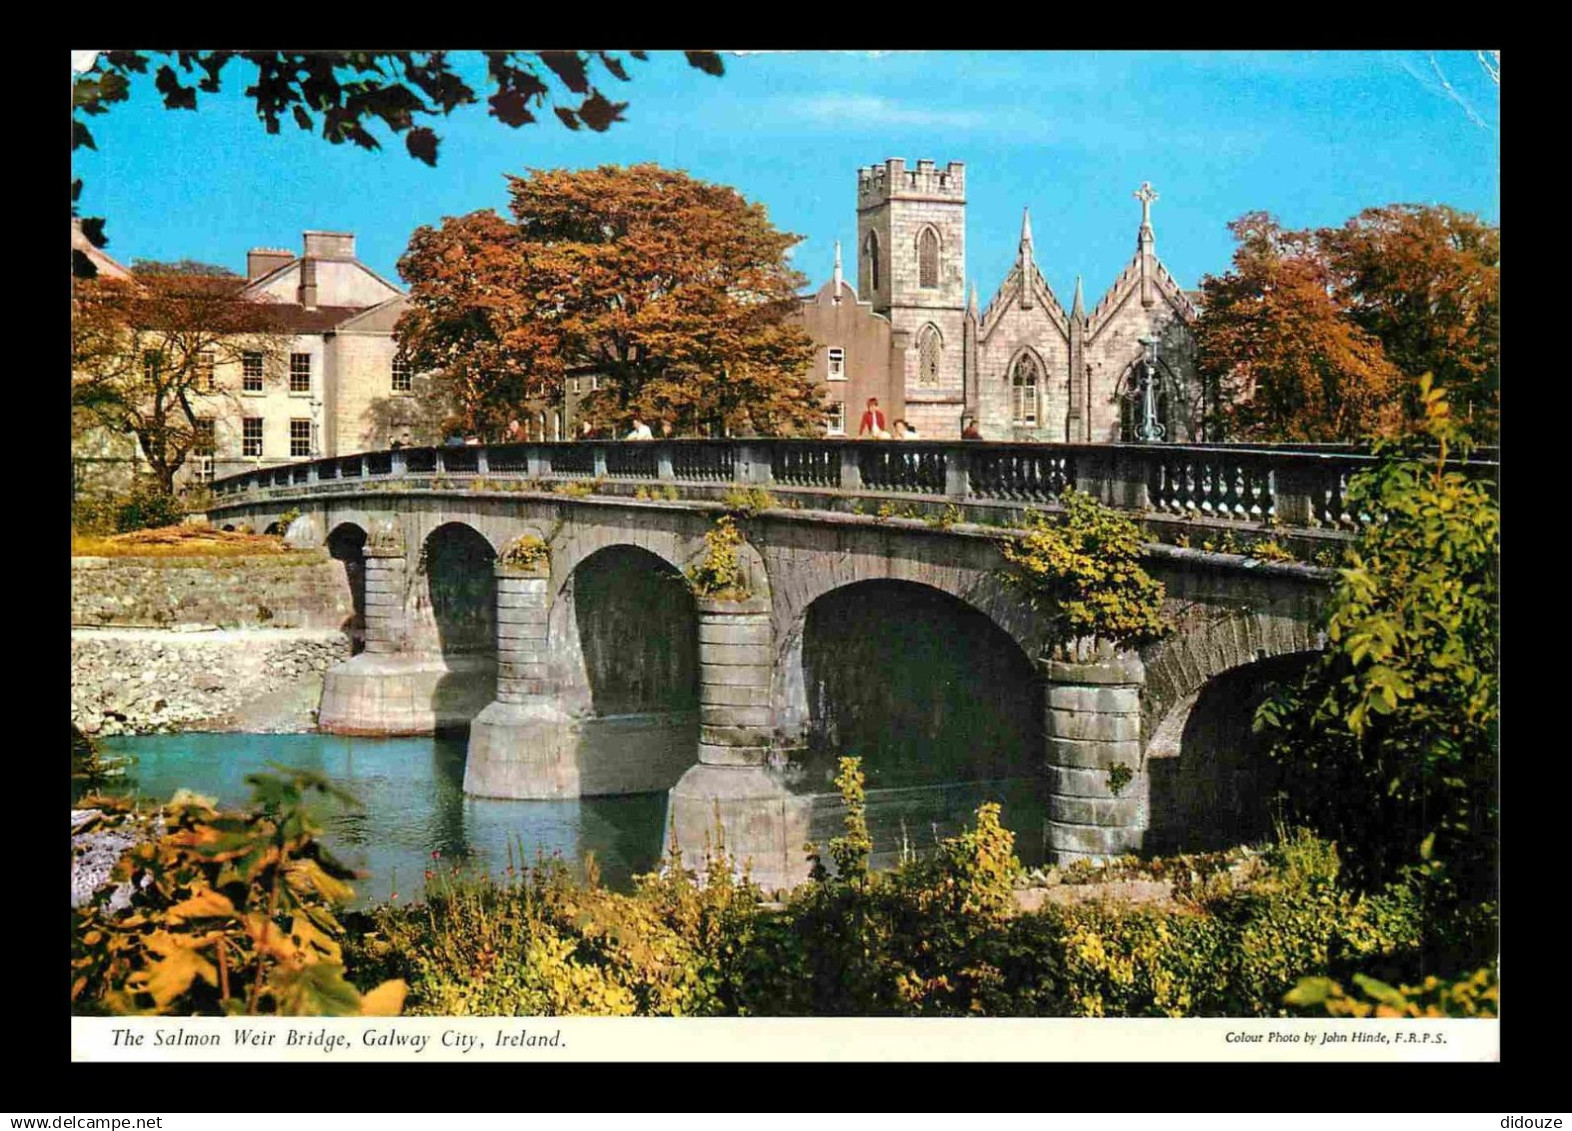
[{"x1": 856, "y1": 158, "x2": 967, "y2": 436}]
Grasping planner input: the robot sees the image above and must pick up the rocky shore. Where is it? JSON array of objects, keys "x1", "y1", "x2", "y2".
[{"x1": 71, "y1": 627, "x2": 352, "y2": 736}]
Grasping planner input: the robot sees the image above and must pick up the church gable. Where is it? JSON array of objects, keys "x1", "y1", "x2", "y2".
[
  {"x1": 1086, "y1": 251, "x2": 1196, "y2": 345},
  {"x1": 977, "y1": 263, "x2": 1070, "y2": 345}
]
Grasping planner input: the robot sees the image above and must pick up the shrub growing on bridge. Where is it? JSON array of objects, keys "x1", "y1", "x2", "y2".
[
  {"x1": 686, "y1": 515, "x2": 750, "y2": 599},
  {"x1": 500, "y1": 533, "x2": 550, "y2": 572},
  {"x1": 998, "y1": 489, "x2": 1170, "y2": 654}
]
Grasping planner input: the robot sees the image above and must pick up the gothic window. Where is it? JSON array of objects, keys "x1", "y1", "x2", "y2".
[
  {"x1": 917, "y1": 325, "x2": 942, "y2": 388},
  {"x1": 864, "y1": 231, "x2": 881, "y2": 292},
  {"x1": 1011, "y1": 353, "x2": 1040, "y2": 427},
  {"x1": 918, "y1": 227, "x2": 940, "y2": 288}
]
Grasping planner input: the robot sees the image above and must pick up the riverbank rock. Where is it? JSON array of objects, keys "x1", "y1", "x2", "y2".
[
  {"x1": 71, "y1": 808, "x2": 159, "y2": 911},
  {"x1": 71, "y1": 628, "x2": 351, "y2": 736}
]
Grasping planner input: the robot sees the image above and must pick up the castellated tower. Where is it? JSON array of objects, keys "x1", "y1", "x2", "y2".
[{"x1": 856, "y1": 159, "x2": 967, "y2": 436}]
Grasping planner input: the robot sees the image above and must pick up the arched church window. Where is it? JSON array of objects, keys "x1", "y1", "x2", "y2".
[
  {"x1": 917, "y1": 325, "x2": 942, "y2": 388},
  {"x1": 1011, "y1": 353, "x2": 1040, "y2": 427},
  {"x1": 918, "y1": 227, "x2": 940, "y2": 289},
  {"x1": 864, "y1": 231, "x2": 881, "y2": 292}
]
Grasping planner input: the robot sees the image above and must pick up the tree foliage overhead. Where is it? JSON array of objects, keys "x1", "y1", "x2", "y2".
[
  {"x1": 71, "y1": 50, "x2": 726, "y2": 274},
  {"x1": 395, "y1": 163, "x2": 823, "y2": 438},
  {"x1": 72, "y1": 269, "x2": 289, "y2": 493},
  {"x1": 1195, "y1": 206, "x2": 1499, "y2": 444}
]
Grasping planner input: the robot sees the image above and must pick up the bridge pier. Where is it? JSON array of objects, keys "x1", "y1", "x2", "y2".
[
  {"x1": 463, "y1": 565, "x2": 579, "y2": 799},
  {"x1": 1042, "y1": 651, "x2": 1149, "y2": 865},
  {"x1": 318, "y1": 525, "x2": 494, "y2": 735},
  {"x1": 666, "y1": 596, "x2": 811, "y2": 894}
]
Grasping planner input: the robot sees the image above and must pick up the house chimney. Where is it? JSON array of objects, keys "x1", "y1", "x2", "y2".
[
  {"x1": 247, "y1": 248, "x2": 293, "y2": 280},
  {"x1": 302, "y1": 230, "x2": 356, "y2": 259},
  {"x1": 298, "y1": 257, "x2": 318, "y2": 310}
]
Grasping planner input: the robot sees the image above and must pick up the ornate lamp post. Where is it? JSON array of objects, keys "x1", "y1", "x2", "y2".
[{"x1": 1134, "y1": 336, "x2": 1165, "y2": 442}]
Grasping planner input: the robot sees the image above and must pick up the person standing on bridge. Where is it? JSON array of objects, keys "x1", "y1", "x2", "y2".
[
  {"x1": 858, "y1": 397, "x2": 888, "y2": 439},
  {"x1": 626, "y1": 417, "x2": 654, "y2": 440}
]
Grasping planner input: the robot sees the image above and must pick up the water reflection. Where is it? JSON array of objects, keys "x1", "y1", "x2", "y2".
[{"x1": 94, "y1": 732, "x2": 668, "y2": 907}]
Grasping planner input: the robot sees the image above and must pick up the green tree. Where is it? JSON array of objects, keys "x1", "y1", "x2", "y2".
[
  {"x1": 71, "y1": 51, "x2": 725, "y2": 276},
  {"x1": 1254, "y1": 375, "x2": 1499, "y2": 899}
]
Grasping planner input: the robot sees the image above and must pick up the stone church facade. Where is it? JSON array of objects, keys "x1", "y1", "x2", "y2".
[{"x1": 799, "y1": 158, "x2": 1203, "y2": 442}]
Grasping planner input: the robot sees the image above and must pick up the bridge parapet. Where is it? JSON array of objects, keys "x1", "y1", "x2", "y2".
[{"x1": 212, "y1": 439, "x2": 1497, "y2": 536}]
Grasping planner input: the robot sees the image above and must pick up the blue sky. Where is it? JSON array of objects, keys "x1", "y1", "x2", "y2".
[{"x1": 72, "y1": 50, "x2": 1499, "y2": 309}]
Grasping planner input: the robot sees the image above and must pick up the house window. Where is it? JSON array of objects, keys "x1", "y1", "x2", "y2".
[
  {"x1": 1011, "y1": 353, "x2": 1040, "y2": 427},
  {"x1": 192, "y1": 420, "x2": 216, "y2": 482},
  {"x1": 827, "y1": 347, "x2": 846, "y2": 380},
  {"x1": 917, "y1": 325, "x2": 942, "y2": 388},
  {"x1": 918, "y1": 228, "x2": 940, "y2": 288},
  {"x1": 290, "y1": 353, "x2": 312, "y2": 394},
  {"x1": 825, "y1": 401, "x2": 846, "y2": 436},
  {"x1": 590, "y1": 376, "x2": 600, "y2": 391},
  {"x1": 243, "y1": 352, "x2": 264, "y2": 393},
  {"x1": 243, "y1": 416, "x2": 264, "y2": 457},
  {"x1": 194, "y1": 351, "x2": 215, "y2": 393},
  {"x1": 863, "y1": 231, "x2": 880, "y2": 292},
  {"x1": 392, "y1": 356, "x2": 411, "y2": 393},
  {"x1": 142, "y1": 351, "x2": 161, "y2": 383},
  {"x1": 290, "y1": 418, "x2": 312, "y2": 458}
]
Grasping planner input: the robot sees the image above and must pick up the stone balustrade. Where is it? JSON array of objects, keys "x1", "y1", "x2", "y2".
[{"x1": 211, "y1": 438, "x2": 1497, "y2": 535}]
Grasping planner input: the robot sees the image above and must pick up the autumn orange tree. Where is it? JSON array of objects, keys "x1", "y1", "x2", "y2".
[
  {"x1": 1320, "y1": 205, "x2": 1499, "y2": 442},
  {"x1": 72, "y1": 265, "x2": 289, "y2": 494},
  {"x1": 1196, "y1": 206, "x2": 1499, "y2": 444},
  {"x1": 1195, "y1": 213, "x2": 1403, "y2": 442},
  {"x1": 395, "y1": 164, "x2": 823, "y2": 437}
]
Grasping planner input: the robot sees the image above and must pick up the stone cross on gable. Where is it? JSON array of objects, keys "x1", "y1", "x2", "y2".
[{"x1": 1134, "y1": 182, "x2": 1159, "y2": 228}]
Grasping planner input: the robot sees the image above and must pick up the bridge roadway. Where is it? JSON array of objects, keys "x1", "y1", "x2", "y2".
[{"x1": 207, "y1": 437, "x2": 1495, "y2": 890}]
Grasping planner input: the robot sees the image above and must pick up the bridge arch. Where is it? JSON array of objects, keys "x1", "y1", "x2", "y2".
[
  {"x1": 415, "y1": 521, "x2": 498, "y2": 657},
  {"x1": 775, "y1": 576, "x2": 1044, "y2": 792},
  {"x1": 325, "y1": 521, "x2": 368, "y2": 654},
  {"x1": 1140, "y1": 609, "x2": 1325, "y2": 853},
  {"x1": 557, "y1": 543, "x2": 700, "y2": 719}
]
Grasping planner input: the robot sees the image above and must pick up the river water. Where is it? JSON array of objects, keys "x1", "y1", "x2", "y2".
[
  {"x1": 91, "y1": 732, "x2": 668, "y2": 907},
  {"x1": 89, "y1": 731, "x2": 1050, "y2": 907}
]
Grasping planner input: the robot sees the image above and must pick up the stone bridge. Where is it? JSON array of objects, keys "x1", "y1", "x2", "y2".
[{"x1": 208, "y1": 437, "x2": 1496, "y2": 890}]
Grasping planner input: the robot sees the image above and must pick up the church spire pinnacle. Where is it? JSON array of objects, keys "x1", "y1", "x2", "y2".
[
  {"x1": 969, "y1": 281, "x2": 979, "y2": 315},
  {"x1": 1018, "y1": 206, "x2": 1035, "y2": 310},
  {"x1": 1071, "y1": 274, "x2": 1085, "y2": 319},
  {"x1": 832, "y1": 239, "x2": 843, "y2": 298},
  {"x1": 1134, "y1": 181, "x2": 1158, "y2": 252}
]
